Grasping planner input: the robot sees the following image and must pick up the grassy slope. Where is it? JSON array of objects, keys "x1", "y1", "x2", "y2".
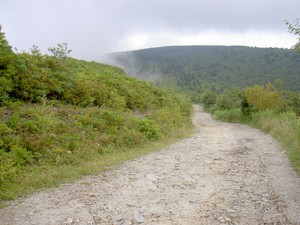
[
  {"x1": 209, "y1": 87, "x2": 300, "y2": 176},
  {"x1": 215, "y1": 108, "x2": 300, "y2": 175},
  {"x1": 0, "y1": 51, "x2": 192, "y2": 206}
]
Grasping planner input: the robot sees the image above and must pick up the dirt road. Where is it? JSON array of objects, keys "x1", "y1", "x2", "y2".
[{"x1": 1, "y1": 105, "x2": 299, "y2": 224}]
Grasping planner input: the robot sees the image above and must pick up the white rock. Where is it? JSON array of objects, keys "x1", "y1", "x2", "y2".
[
  {"x1": 133, "y1": 211, "x2": 144, "y2": 223},
  {"x1": 65, "y1": 218, "x2": 74, "y2": 225},
  {"x1": 113, "y1": 215, "x2": 124, "y2": 222},
  {"x1": 146, "y1": 174, "x2": 157, "y2": 182}
]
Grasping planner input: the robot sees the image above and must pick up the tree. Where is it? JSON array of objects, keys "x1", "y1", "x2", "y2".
[
  {"x1": 0, "y1": 25, "x2": 14, "y2": 63},
  {"x1": 0, "y1": 25, "x2": 16, "y2": 103},
  {"x1": 0, "y1": 25, "x2": 12, "y2": 50},
  {"x1": 244, "y1": 83, "x2": 285, "y2": 112},
  {"x1": 215, "y1": 88, "x2": 242, "y2": 110},
  {"x1": 48, "y1": 43, "x2": 72, "y2": 60},
  {"x1": 200, "y1": 90, "x2": 217, "y2": 110},
  {"x1": 285, "y1": 19, "x2": 300, "y2": 53}
]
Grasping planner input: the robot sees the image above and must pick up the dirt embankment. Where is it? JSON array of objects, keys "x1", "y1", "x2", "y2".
[{"x1": 1, "y1": 105, "x2": 299, "y2": 224}]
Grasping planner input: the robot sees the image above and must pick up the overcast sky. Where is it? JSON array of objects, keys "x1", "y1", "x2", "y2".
[{"x1": 1, "y1": 0, "x2": 299, "y2": 60}]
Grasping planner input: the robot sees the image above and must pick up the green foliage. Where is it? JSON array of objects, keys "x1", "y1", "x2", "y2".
[
  {"x1": 200, "y1": 82, "x2": 300, "y2": 175},
  {"x1": 0, "y1": 151, "x2": 17, "y2": 184},
  {"x1": 285, "y1": 19, "x2": 300, "y2": 53},
  {"x1": 0, "y1": 123, "x2": 12, "y2": 135},
  {"x1": 250, "y1": 110, "x2": 300, "y2": 174},
  {"x1": 214, "y1": 108, "x2": 245, "y2": 123},
  {"x1": 0, "y1": 29, "x2": 192, "y2": 203},
  {"x1": 10, "y1": 145, "x2": 33, "y2": 166},
  {"x1": 244, "y1": 83, "x2": 285, "y2": 112},
  {"x1": 0, "y1": 26, "x2": 16, "y2": 103},
  {"x1": 48, "y1": 43, "x2": 72, "y2": 60},
  {"x1": 109, "y1": 40, "x2": 300, "y2": 177},
  {"x1": 108, "y1": 46, "x2": 300, "y2": 95},
  {"x1": 215, "y1": 88, "x2": 243, "y2": 110},
  {"x1": 139, "y1": 118, "x2": 162, "y2": 140},
  {"x1": 0, "y1": 25, "x2": 12, "y2": 53},
  {"x1": 286, "y1": 91, "x2": 300, "y2": 116},
  {"x1": 200, "y1": 90, "x2": 217, "y2": 110}
]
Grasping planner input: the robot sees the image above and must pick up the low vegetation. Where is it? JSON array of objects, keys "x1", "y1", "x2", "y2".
[
  {"x1": 201, "y1": 20, "x2": 300, "y2": 175},
  {"x1": 108, "y1": 20, "x2": 300, "y2": 176},
  {"x1": 0, "y1": 26, "x2": 192, "y2": 205},
  {"x1": 1, "y1": 19, "x2": 299, "y2": 207},
  {"x1": 200, "y1": 82, "x2": 300, "y2": 175}
]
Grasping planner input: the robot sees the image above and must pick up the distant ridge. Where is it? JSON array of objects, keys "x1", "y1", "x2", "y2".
[{"x1": 106, "y1": 45, "x2": 300, "y2": 93}]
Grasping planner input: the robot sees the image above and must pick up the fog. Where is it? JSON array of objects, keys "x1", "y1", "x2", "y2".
[{"x1": 0, "y1": 0, "x2": 299, "y2": 60}]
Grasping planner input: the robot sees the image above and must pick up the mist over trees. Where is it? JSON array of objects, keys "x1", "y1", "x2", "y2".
[{"x1": 107, "y1": 46, "x2": 300, "y2": 95}]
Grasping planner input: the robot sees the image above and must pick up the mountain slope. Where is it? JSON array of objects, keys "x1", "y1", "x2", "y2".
[
  {"x1": 0, "y1": 32, "x2": 192, "y2": 203},
  {"x1": 106, "y1": 46, "x2": 300, "y2": 93}
]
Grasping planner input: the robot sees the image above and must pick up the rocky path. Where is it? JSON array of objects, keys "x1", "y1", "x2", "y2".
[{"x1": 0, "y1": 105, "x2": 300, "y2": 225}]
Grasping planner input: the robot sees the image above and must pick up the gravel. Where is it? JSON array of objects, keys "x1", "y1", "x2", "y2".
[{"x1": 0, "y1": 105, "x2": 299, "y2": 225}]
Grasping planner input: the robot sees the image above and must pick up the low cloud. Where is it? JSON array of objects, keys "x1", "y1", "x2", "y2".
[
  {"x1": 116, "y1": 30, "x2": 296, "y2": 52},
  {"x1": 1, "y1": 0, "x2": 299, "y2": 60}
]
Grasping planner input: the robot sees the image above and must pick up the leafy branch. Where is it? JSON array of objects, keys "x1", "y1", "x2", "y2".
[
  {"x1": 285, "y1": 19, "x2": 300, "y2": 53},
  {"x1": 48, "y1": 43, "x2": 72, "y2": 60}
]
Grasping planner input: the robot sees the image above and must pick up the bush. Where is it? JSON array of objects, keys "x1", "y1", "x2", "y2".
[
  {"x1": 214, "y1": 108, "x2": 245, "y2": 123},
  {"x1": 249, "y1": 110, "x2": 300, "y2": 174},
  {"x1": 0, "y1": 151, "x2": 17, "y2": 184},
  {"x1": 10, "y1": 145, "x2": 33, "y2": 166},
  {"x1": 139, "y1": 118, "x2": 162, "y2": 140},
  {"x1": 199, "y1": 82, "x2": 300, "y2": 175},
  {"x1": 215, "y1": 88, "x2": 242, "y2": 110},
  {"x1": 200, "y1": 90, "x2": 217, "y2": 110},
  {"x1": 244, "y1": 83, "x2": 285, "y2": 112},
  {"x1": 0, "y1": 27, "x2": 192, "y2": 204}
]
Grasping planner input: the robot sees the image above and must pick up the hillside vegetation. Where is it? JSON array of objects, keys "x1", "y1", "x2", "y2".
[
  {"x1": 199, "y1": 83, "x2": 300, "y2": 175},
  {"x1": 199, "y1": 21, "x2": 300, "y2": 175},
  {"x1": 106, "y1": 30, "x2": 300, "y2": 175},
  {"x1": 107, "y1": 45, "x2": 300, "y2": 96},
  {"x1": 0, "y1": 26, "x2": 192, "y2": 205}
]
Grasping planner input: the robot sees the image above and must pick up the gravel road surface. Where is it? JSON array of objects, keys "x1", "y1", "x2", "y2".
[{"x1": 1, "y1": 105, "x2": 299, "y2": 224}]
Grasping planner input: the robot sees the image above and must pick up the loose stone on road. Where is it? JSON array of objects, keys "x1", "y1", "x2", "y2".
[{"x1": 0, "y1": 105, "x2": 299, "y2": 224}]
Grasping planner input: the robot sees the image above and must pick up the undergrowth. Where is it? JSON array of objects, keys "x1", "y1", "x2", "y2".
[
  {"x1": 249, "y1": 110, "x2": 300, "y2": 174},
  {"x1": 0, "y1": 27, "x2": 193, "y2": 206},
  {"x1": 204, "y1": 85, "x2": 300, "y2": 176}
]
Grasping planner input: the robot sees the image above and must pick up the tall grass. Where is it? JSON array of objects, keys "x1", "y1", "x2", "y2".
[
  {"x1": 249, "y1": 110, "x2": 300, "y2": 174},
  {"x1": 214, "y1": 108, "x2": 246, "y2": 123},
  {"x1": 214, "y1": 108, "x2": 300, "y2": 175}
]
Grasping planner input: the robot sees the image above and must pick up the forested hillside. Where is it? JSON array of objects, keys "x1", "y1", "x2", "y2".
[
  {"x1": 0, "y1": 26, "x2": 192, "y2": 204},
  {"x1": 107, "y1": 44, "x2": 300, "y2": 175},
  {"x1": 106, "y1": 46, "x2": 300, "y2": 94}
]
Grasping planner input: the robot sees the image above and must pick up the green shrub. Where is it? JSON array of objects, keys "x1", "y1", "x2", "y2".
[
  {"x1": 10, "y1": 145, "x2": 33, "y2": 166},
  {"x1": 214, "y1": 108, "x2": 245, "y2": 123},
  {"x1": 200, "y1": 90, "x2": 217, "y2": 110},
  {"x1": 0, "y1": 28, "x2": 192, "y2": 204},
  {"x1": 215, "y1": 88, "x2": 242, "y2": 110},
  {"x1": 203, "y1": 82, "x2": 300, "y2": 175},
  {"x1": 249, "y1": 110, "x2": 299, "y2": 173},
  {"x1": 139, "y1": 118, "x2": 162, "y2": 140},
  {"x1": 0, "y1": 123, "x2": 12, "y2": 135},
  {"x1": 0, "y1": 150, "x2": 17, "y2": 184},
  {"x1": 244, "y1": 83, "x2": 285, "y2": 112}
]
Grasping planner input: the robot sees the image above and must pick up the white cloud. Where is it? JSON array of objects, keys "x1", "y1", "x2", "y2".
[
  {"x1": 179, "y1": 30, "x2": 296, "y2": 48},
  {"x1": 125, "y1": 33, "x2": 149, "y2": 49},
  {"x1": 1, "y1": 0, "x2": 299, "y2": 59},
  {"x1": 118, "y1": 30, "x2": 296, "y2": 52}
]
